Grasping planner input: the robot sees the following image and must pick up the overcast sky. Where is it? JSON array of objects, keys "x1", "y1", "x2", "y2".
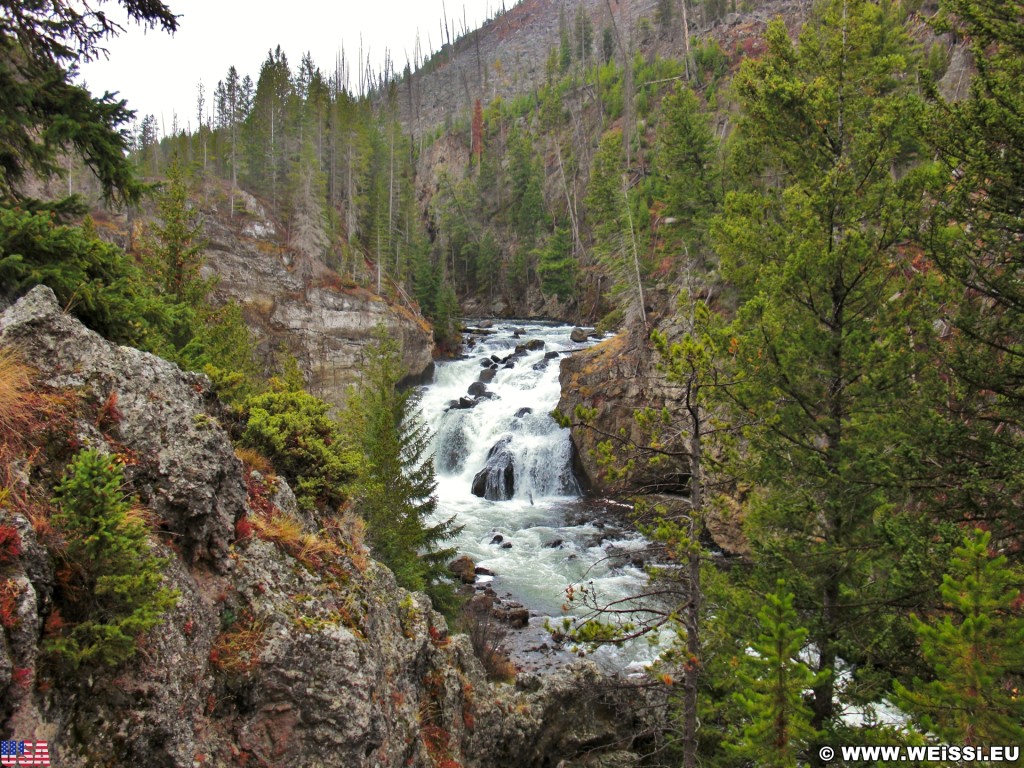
[{"x1": 78, "y1": 0, "x2": 497, "y2": 136}]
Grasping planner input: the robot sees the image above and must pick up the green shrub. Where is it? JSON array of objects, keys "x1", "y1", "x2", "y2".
[
  {"x1": 47, "y1": 449, "x2": 179, "y2": 669},
  {"x1": 241, "y1": 372, "x2": 359, "y2": 510}
]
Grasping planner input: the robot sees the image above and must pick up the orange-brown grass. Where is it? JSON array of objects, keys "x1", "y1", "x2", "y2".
[
  {"x1": 0, "y1": 578, "x2": 22, "y2": 628},
  {"x1": 0, "y1": 346, "x2": 37, "y2": 443},
  {"x1": 209, "y1": 612, "x2": 267, "y2": 674},
  {"x1": 234, "y1": 446, "x2": 274, "y2": 476}
]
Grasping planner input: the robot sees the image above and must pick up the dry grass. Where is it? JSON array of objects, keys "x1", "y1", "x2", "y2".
[
  {"x1": 249, "y1": 508, "x2": 303, "y2": 548},
  {"x1": 0, "y1": 346, "x2": 36, "y2": 443},
  {"x1": 209, "y1": 613, "x2": 267, "y2": 674},
  {"x1": 234, "y1": 446, "x2": 274, "y2": 476}
]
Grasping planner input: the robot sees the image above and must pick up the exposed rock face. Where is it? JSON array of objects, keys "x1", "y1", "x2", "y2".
[
  {"x1": 558, "y1": 312, "x2": 690, "y2": 497},
  {"x1": 201, "y1": 189, "x2": 434, "y2": 410},
  {"x1": 0, "y1": 288, "x2": 655, "y2": 768},
  {"x1": 0, "y1": 286, "x2": 241, "y2": 568}
]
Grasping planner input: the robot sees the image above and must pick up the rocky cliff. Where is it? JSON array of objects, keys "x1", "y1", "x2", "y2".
[
  {"x1": 0, "y1": 287, "x2": 657, "y2": 768},
  {"x1": 200, "y1": 187, "x2": 435, "y2": 408}
]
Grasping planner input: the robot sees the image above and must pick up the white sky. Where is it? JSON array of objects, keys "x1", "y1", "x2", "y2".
[{"x1": 78, "y1": 0, "x2": 498, "y2": 136}]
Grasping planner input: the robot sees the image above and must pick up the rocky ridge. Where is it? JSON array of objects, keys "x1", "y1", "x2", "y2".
[
  {"x1": 200, "y1": 188, "x2": 436, "y2": 409},
  {"x1": 0, "y1": 287, "x2": 657, "y2": 768}
]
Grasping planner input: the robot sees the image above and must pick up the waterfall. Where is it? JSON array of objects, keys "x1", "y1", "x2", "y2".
[{"x1": 417, "y1": 321, "x2": 675, "y2": 671}]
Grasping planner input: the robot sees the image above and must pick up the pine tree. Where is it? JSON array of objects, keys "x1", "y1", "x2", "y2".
[
  {"x1": 712, "y1": 0, "x2": 951, "y2": 735},
  {"x1": 656, "y1": 85, "x2": 719, "y2": 239},
  {"x1": 345, "y1": 326, "x2": 459, "y2": 611},
  {"x1": 141, "y1": 156, "x2": 210, "y2": 307},
  {"x1": 921, "y1": 0, "x2": 1024, "y2": 547},
  {"x1": 537, "y1": 224, "x2": 576, "y2": 301},
  {"x1": 895, "y1": 529, "x2": 1024, "y2": 745},
  {"x1": 731, "y1": 585, "x2": 824, "y2": 767},
  {"x1": 586, "y1": 129, "x2": 648, "y2": 326},
  {"x1": 48, "y1": 449, "x2": 180, "y2": 669}
]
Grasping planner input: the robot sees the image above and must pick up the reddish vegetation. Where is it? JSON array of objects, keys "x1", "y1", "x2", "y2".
[{"x1": 0, "y1": 524, "x2": 21, "y2": 564}]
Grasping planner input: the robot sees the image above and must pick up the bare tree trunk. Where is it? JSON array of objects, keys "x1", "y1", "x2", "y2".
[{"x1": 621, "y1": 174, "x2": 647, "y2": 329}]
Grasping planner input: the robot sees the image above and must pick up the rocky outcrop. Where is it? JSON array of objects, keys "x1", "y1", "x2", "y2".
[
  {"x1": 0, "y1": 288, "x2": 656, "y2": 767},
  {"x1": 200, "y1": 190, "x2": 434, "y2": 410},
  {"x1": 557, "y1": 307, "x2": 691, "y2": 497},
  {"x1": 0, "y1": 285, "x2": 241, "y2": 568}
]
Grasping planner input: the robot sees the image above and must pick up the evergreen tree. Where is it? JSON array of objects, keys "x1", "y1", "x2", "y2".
[
  {"x1": 537, "y1": 224, "x2": 576, "y2": 301},
  {"x1": 506, "y1": 126, "x2": 545, "y2": 245},
  {"x1": 895, "y1": 529, "x2": 1024, "y2": 745},
  {"x1": 586, "y1": 129, "x2": 648, "y2": 325},
  {"x1": 0, "y1": 0, "x2": 176, "y2": 209},
  {"x1": 712, "y1": 0, "x2": 951, "y2": 736},
  {"x1": 242, "y1": 367, "x2": 359, "y2": 511},
  {"x1": 731, "y1": 585, "x2": 824, "y2": 767},
  {"x1": 921, "y1": 0, "x2": 1024, "y2": 547},
  {"x1": 0, "y1": 209, "x2": 169, "y2": 351},
  {"x1": 656, "y1": 85, "x2": 719, "y2": 239},
  {"x1": 48, "y1": 449, "x2": 180, "y2": 669},
  {"x1": 346, "y1": 326, "x2": 459, "y2": 611}
]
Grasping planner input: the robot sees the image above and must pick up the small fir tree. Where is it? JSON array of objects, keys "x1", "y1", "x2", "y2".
[
  {"x1": 346, "y1": 326, "x2": 459, "y2": 612},
  {"x1": 895, "y1": 529, "x2": 1024, "y2": 745},
  {"x1": 731, "y1": 584, "x2": 824, "y2": 767},
  {"x1": 48, "y1": 450, "x2": 179, "y2": 669},
  {"x1": 242, "y1": 364, "x2": 359, "y2": 511}
]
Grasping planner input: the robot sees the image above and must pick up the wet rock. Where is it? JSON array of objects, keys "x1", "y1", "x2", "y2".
[
  {"x1": 471, "y1": 435, "x2": 516, "y2": 500},
  {"x1": 545, "y1": 539, "x2": 564, "y2": 549},
  {"x1": 503, "y1": 361, "x2": 516, "y2": 369},
  {"x1": 481, "y1": 358, "x2": 494, "y2": 367},
  {"x1": 544, "y1": 350, "x2": 560, "y2": 360},
  {"x1": 499, "y1": 608, "x2": 530, "y2": 629},
  {"x1": 468, "y1": 381, "x2": 490, "y2": 397},
  {"x1": 522, "y1": 339, "x2": 545, "y2": 352},
  {"x1": 448, "y1": 555, "x2": 477, "y2": 584},
  {"x1": 474, "y1": 566, "x2": 494, "y2": 576},
  {"x1": 501, "y1": 542, "x2": 513, "y2": 549},
  {"x1": 490, "y1": 534, "x2": 505, "y2": 545},
  {"x1": 570, "y1": 327, "x2": 589, "y2": 343},
  {"x1": 514, "y1": 407, "x2": 533, "y2": 418},
  {"x1": 479, "y1": 368, "x2": 497, "y2": 384}
]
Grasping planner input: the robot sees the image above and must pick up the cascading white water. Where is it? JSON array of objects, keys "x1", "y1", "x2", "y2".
[{"x1": 418, "y1": 321, "x2": 675, "y2": 670}]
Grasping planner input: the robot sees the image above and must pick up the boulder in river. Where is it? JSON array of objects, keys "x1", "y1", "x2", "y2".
[
  {"x1": 448, "y1": 555, "x2": 477, "y2": 584},
  {"x1": 570, "y1": 327, "x2": 589, "y2": 343},
  {"x1": 471, "y1": 435, "x2": 516, "y2": 500}
]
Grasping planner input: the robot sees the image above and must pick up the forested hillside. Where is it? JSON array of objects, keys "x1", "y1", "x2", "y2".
[{"x1": 2, "y1": 0, "x2": 1024, "y2": 766}]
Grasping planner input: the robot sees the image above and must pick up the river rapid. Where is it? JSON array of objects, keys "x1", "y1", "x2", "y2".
[{"x1": 417, "y1": 320, "x2": 674, "y2": 671}]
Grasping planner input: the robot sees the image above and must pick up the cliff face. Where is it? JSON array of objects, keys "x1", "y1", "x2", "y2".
[
  {"x1": 199, "y1": 188, "x2": 435, "y2": 408},
  {"x1": 0, "y1": 287, "x2": 654, "y2": 768}
]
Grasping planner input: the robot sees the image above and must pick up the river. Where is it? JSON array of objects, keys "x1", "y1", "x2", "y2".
[{"x1": 417, "y1": 320, "x2": 675, "y2": 672}]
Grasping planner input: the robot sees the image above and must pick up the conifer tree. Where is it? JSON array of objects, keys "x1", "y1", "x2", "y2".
[
  {"x1": 48, "y1": 449, "x2": 179, "y2": 669},
  {"x1": 0, "y1": 0, "x2": 176, "y2": 209},
  {"x1": 922, "y1": 0, "x2": 1024, "y2": 547},
  {"x1": 895, "y1": 529, "x2": 1024, "y2": 745},
  {"x1": 656, "y1": 85, "x2": 719, "y2": 240},
  {"x1": 346, "y1": 326, "x2": 459, "y2": 611},
  {"x1": 731, "y1": 585, "x2": 824, "y2": 768},
  {"x1": 712, "y1": 0, "x2": 951, "y2": 737}
]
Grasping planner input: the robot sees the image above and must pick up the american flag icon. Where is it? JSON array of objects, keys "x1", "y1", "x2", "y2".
[{"x1": 0, "y1": 741, "x2": 50, "y2": 766}]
